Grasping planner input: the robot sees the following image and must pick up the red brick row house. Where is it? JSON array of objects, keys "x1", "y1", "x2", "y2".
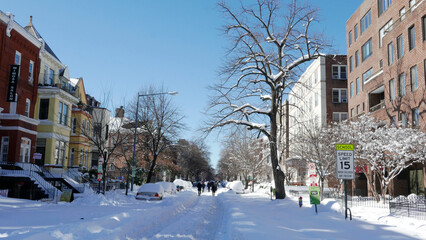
[{"x1": 0, "y1": 11, "x2": 41, "y2": 164}]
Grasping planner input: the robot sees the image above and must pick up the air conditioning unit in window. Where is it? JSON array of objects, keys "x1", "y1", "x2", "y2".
[
  {"x1": 332, "y1": 74, "x2": 339, "y2": 79},
  {"x1": 341, "y1": 98, "x2": 348, "y2": 103}
]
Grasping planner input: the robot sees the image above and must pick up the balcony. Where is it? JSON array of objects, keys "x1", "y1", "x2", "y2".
[
  {"x1": 369, "y1": 85, "x2": 385, "y2": 113},
  {"x1": 38, "y1": 73, "x2": 79, "y2": 98}
]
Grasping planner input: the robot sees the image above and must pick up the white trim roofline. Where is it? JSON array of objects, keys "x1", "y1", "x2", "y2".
[{"x1": 0, "y1": 11, "x2": 42, "y2": 48}]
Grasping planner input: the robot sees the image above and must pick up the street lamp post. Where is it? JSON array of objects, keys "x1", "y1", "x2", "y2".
[{"x1": 130, "y1": 91, "x2": 178, "y2": 191}]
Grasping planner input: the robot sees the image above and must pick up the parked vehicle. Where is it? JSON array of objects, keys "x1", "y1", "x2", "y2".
[
  {"x1": 155, "y1": 182, "x2": 176, "y2": 194},
  {"x1": 228, "y1": 181, "x2": 245, "y2": 194},
  {"x1": 136, "y1": 183, "x2": 164, "y2": 200}
]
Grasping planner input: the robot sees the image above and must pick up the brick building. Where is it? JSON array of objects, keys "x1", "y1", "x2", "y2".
[
  {"x1": 346, "y1": 0, "x2": 425, "y2": 196},
  {"x1": 287, "y1": 55, "x2": 348, "y2": 185},
  {"x1": 0, "y1": 11, "x2": 41, "y2": 164}
]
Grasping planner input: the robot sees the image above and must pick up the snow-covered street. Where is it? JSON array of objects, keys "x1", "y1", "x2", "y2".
[{"x1": 0, "y1": 187, "x2": 425, "y2": 240}]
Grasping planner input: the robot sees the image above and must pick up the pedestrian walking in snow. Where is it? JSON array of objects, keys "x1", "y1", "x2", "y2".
[
  {"x1": 202, "y1": 182, "x2": 206, "y2": 192},
  {"x1": 207, "y1": 181, "x2": 211, "y2": 192},
  {"x1": 197, "y1": 182, "x2": 202, "y2": 196},
  {"x1": 211, "y1": 182, "x2": 217, "y2": 196}
]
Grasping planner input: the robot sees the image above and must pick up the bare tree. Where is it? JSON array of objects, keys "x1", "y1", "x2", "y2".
[
  {"x1": 128, "y1": 87, "x2": 184, "y2": 183},
  {"x1": 207, "y1": 0, "x2": 328, "y2": 199},
  {"x1": 175, "y1": 139, "x2": 214, "y2": 181}
]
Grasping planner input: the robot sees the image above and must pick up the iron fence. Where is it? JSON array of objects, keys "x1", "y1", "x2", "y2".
[{"x1": 389, "y1": 196, "x2": 426, "y2": 220}]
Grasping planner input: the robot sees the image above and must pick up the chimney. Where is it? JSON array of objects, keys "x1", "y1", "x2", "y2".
[{"x1": 115, "y1": 106, "x2": 124, "y2": 118}]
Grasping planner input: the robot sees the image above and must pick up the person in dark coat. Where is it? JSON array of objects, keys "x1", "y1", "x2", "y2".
[
  {"x1": 196, "y1": 182, "x2": 202, "y2": 196},
  {"x1": 207, "y1": 181, "x2": 212, "y2": 192},
  {"x1": 211, "y1": 182, "x2": 217, "y2": 196}
]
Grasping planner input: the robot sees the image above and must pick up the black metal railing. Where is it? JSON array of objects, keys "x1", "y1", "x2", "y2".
[
  {"x1": 390, "y1": 196, "x2": 426, "y2": 220},
  {"x1": 0, "y1": 161, "x2": 60, "y2": 200}
]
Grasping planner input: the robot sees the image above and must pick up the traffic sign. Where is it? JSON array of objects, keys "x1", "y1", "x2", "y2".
[
  {"x1": 309, "y1": 186, "x2": 320, "y2": 204},
  {"x1": 336, "y1": 144, "x2": 354, "y2": 180}
]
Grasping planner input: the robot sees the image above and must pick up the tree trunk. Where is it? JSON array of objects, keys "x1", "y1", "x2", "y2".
[
  {"x1": 270, "y1": 102, "x2": 286, "y2": 199},
  {"x1": 146, "y1": 155, "x2": 158, "y2": 183}
]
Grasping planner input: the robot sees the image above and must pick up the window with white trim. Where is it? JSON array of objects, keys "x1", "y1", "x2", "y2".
[
  {"x1": 379, "y1": 19, "x2": 393, "y2": 48},
  {"x1": 20, "y1": 138, "x2": 31, "y2": 163},
  {"x1": 25, "y1": 98, "x2": 30, "y2": 117},
  {"x1": 400, "y1": 8, "x2": 406, "y2": 20},
  {"x1": 55, "y1": 140, "x2": 66, "y2": 165},
  {"x1": 1, "y1": 137, "x2": 9, "y2": 162},
  {"x1": 29, "y1": 60, "x2": 34, "y2": 84},
  {"x1": 82, "y1": 119, "x2": 86, "y2": 135},
  {"x1": 332, "y1": 89, "x2": 348, "y2": 103},
  {"x1": 332, "y1": 112, "x2": 348, "y2": 122},
  {"x1": 15, "y1": 51, "x2": 21, "y2": 77},
  {"x1": 362, "y1": 68, "x2": 374, "y2": 83},
  {"x1": 332, "y1": 65, "x2": 347, "y2": 79}
]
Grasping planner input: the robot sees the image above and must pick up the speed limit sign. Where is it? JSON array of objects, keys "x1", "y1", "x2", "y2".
[{"x1": 336, "y1": 144, "x2": 354, "y2": 180}]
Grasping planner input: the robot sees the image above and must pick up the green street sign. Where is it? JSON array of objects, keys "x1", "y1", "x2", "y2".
[{"x1": 309, "y1": 186, "x2": 321, "y2": 205}]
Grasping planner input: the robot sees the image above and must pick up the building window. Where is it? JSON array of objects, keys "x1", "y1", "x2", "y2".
[
  {"x1": 349, "y1": 56, "x2": 353, "y2": 72},
  {"x1": 70, "y1": 148, "x2": 75, "y2": 167},
  {"x1": 49, "y1": 69, "x2": 54, "y2": 85},
  {"x1": 55, "y1": 140, "x2": 65, "y2": 165},
  {"x1": 397, "y1": 34, "x2": 404, "y2": 59},
  {"x1": 354, "y1": 24, "x2": 359, "y2": 40},
  {"x1": 408, "y1": 25, "x2": 416, "y2": 50},
  {"x1": 80, "y1": 149, "x2": 84, "y2": 165},
  {"x1": 357, "y1": 105, "x2": 361, "y2": 115},
  {"x1": 362, "y1": 38, "x2": 373, "y2": 61},
  {"x1": 25, "y1": 99, "x2": 30, "y2": 117},
  {"x1": 389, "y1": 79, "x2": 395, "y2": 100},
  {"x1": 39, "y1": 99, "x2": 49, "y2": 120},
  {"x1": 378, "y1": 0, "x2": 392, "y2": 16},
  {"x1": 351, "y1": 108, "x2": 354, "y2": 117},
  {"x1": 15, "y1": 51, "x2": 21, "y2": 77},
  {"x1": 361, "y1": 10, "x2": 372, "y2": 34},
  {"x1": 86, "y1": 121, "x2": 90, "y2": 136},
  {"x1": 348, "y1": 31, "x2": 353, "y2": 46},
  {"x1": 409, "y1": 0, "x2": 417, "y2": 10},
  {"x1": 410, "y1": 65, "x2": 418, "y2": 91},
  {"x1": 332, "y1": 89, "x2": 347, "y2": 103},
  {"x1": 1, "y1": 137, "x2": 9, "y2": 162},
  {"x1": 400, "y1": 112, "x2": 407, "y2": 127},
  {"x1": 333, "y1": 112, "x2": 348, "y2": 122},
  {"x1": 379, "y1": 19, "x2": 393, "y2": 48},
  {"x1": 72, "y1": 118, "x2": 77, "y2": 134},
  {"x1": 82, "y1": 119, "x2": 86, "y2": 135},
  {"x1": 356, "y1": 78, "x2": 361, "y2": 94},
  {"x1": 355, "y1": 51, "x2": 359, "y2": 67},
  {"x1": 332, "y1": 65, "x2": 347, "y2": 79},
  {"x1": 387, "y1": 42, "x2": 394, "y2": 65},
  {"x1": 362, "y1": 68, "x2": 374, "y2": 83},
  {"x1": 399, "y1": 73, "x2": 406, "y2": 96},
  {"x1": 20, "y1": 138, "x2": 31, "y2": 163},
  {"x1": 400, "y1": 8, "x2": 406, "y2": 20},
  {"x1": 412, "y1": 108, "x2": 419, "y2": 127},
  {"x1": 422, "y1": 15, "x2": 426, "y2": 41},
  {"x1": 29, "y1": 61, "x2": 34, "y2": 84},
  {"x1": 350, "y1": 82, "x2": 354, "y2": 98},
  {"x1": 57, "y1": 101, "x2": 68, "y2": 126}
]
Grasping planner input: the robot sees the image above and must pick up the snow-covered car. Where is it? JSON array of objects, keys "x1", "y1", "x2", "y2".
[
  {"x1": 229, "y1": 181, "x2": 245, "y2": 194},
  {"x1": 155, "y1": 182, "x2": 176, "y2": 194},
  {"x1": 136, "y1": 183, "x2": 164, "y2": 200},
  {"x1": 173, "y1": 179, "x2": 192, "y2": 191}
]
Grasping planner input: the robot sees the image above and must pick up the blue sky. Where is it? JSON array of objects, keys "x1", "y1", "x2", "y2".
[{"x1": 3, "y1": 0, "x2": 363, "y2": 169}]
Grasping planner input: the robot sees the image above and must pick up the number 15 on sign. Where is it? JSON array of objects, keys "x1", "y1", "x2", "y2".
[{"x1": 336, "y1": 144, "x2": 354, "y2": 180}]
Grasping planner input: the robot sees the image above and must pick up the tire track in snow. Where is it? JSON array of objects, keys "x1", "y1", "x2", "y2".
[{"x1": 145, "y1": 191, "x2": 223, "y2": 240}]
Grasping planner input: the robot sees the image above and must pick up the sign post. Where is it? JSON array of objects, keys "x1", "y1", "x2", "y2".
[
  {"x1": 308, "y1": 163, "x2": 320, "y2": 214},
  {"x1": 336, "y1": 144, "x2": 354, "y2": 220},
  {"x1": 98, "y1": 157, "x2": 103, "y2": 193}
]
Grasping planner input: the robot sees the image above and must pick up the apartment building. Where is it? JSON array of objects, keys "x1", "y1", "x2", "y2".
[
  {"x1": 287, "y1": 55, "x2": 348, "y2": 185},
  {"x1": 346, "y1": 0, "x2": 425, "y2": 196},
  {"x1": 0, "y1": 11, "x2": 41, "y2": 164},
  {"x1": 25, "y1": 17, "x2": 79, "y2": 172}
]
